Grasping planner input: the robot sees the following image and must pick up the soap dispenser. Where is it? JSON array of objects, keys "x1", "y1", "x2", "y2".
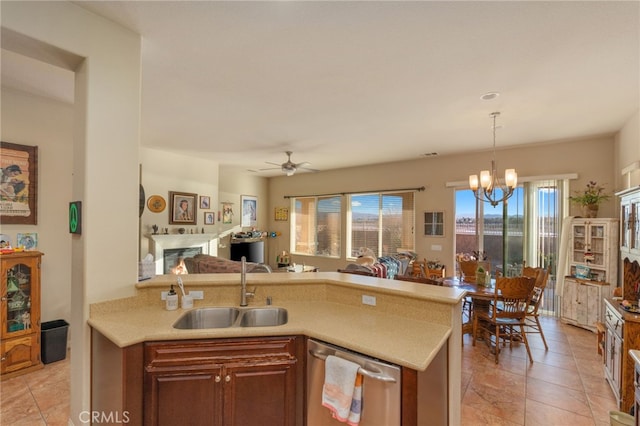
[{"x1": 166, "y1": 285, "x2": 178, "y2": 311}]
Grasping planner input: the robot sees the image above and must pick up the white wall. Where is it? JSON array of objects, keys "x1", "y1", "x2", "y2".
[
  {"x1": 218, "y1": 167, "x2": 269, "y2": 259},
  {"x1": 615, "y1": 109, "x2": 640, "y2": 189},
  {"x1": 0, "y1": 87, "x2": 73, "y2": 324},
  {"x1": 267, "y1": 135, "x2": 617, "y2": 274},
  {"x1": 2, "y1": 1, "x2": 142, "y2": 421},
  {"x1": 139, "y1": 147, "x2": 220, "y2": 266}
]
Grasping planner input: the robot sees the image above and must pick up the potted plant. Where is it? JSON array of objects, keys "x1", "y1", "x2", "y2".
[{"x1": 569, "y1": 181, "x2": 610, "y2": 218}]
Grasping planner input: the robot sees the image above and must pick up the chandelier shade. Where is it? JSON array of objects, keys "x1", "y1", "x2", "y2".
[{"x1": 469, "y1": 112, "x2": 518, "y2": 207}]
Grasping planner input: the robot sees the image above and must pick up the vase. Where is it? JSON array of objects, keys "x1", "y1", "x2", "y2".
[{"x1": 582, "y1": 204, "x2": 598, "y2": 218}]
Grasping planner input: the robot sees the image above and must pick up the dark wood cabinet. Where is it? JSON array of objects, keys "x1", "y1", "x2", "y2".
[{"x1": 143, "y1": 336, "x2": 300, "y2": 426}]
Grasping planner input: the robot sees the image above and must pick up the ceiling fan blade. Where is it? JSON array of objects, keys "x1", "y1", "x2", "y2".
[
  {"x1": 258, "y1": 166, "x2": 281, "y2": 171},
  {"x1": 299, "y1": 166, "x2": 319, "y2": 173},
  {"x1": 265, "y1": 161, "x2": 281, "y2": 166},
  {"x1": 295, "y1": 161, "x2": 310, "y2": 168}
]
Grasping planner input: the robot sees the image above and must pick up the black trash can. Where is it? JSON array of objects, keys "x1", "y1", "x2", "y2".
[{"x1": 41, "y1": 320, "x2": 69, "y2": 364}]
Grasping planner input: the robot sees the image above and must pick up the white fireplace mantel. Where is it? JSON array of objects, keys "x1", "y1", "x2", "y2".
[{"x1": 147, "y1": 233, "x2": 218, "y2": 274}]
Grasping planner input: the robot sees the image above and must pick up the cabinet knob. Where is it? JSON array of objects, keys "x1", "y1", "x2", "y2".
[
  {"x1": 1, "y1": 356, "x2": 5, "y2": 362},
  {"x1": 215, "y1": 375, "x2": 221, "y2": 383},
  {"x1": 1, "y1": 296, "x2": 6, "y2": 302},
  {"x1": 225, "y1": 375, "x2": 231, "y2": 383}
]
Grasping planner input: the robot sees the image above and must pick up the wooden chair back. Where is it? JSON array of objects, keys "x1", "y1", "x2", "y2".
[
  {"x1": 492, "y1": 276, "x2": 536, "y2": 320},
  {"x1": 523, "y1": 267, "x2": 549, "y2": 313}
]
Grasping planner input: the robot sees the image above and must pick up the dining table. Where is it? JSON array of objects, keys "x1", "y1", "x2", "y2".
[{"x1": 440, "y1": 276, "x2": 497, "y2": 337}]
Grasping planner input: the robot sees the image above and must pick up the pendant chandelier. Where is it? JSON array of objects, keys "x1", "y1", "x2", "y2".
[{"x1": 469, "y1": 112, "x2": 518, "y2": 207}]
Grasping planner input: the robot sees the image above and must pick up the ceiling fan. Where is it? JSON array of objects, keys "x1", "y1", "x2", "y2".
[{"x1": 260, "y1": 151, "x2": 318, "y2": 176}]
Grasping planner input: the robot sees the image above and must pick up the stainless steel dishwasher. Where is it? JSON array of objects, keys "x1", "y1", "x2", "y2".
[{"x1": 307, "y1": 339, "x2": 402, "y2": 426}]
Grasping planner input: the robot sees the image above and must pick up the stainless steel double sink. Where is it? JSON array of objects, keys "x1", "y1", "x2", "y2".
[{"x1": 173, "y1": 306, "x2": 288, "y2": 329}]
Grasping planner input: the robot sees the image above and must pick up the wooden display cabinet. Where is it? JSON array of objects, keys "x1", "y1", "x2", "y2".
[{"x1": 1, "y1": 251, "x2": 43, "y2": 378}]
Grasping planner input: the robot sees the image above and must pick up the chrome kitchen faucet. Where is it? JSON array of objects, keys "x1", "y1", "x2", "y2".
[{"x1": 239, "y1": 256, "x2": 255, "y2": 307}]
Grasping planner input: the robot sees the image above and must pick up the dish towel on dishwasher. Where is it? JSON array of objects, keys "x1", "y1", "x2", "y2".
[{"x1": 322, "y1": 355, "x2": 363, "y2": 425}]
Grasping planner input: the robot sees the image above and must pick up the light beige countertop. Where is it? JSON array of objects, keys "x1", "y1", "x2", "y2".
[
  {"x1": 630, "y1": 350, "x2": 640, "y2": 365},
  {"x1": 89, "y1": 272, "x2": 465, "y2": 371}
]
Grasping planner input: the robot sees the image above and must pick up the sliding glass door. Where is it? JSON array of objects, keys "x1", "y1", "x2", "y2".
[{"x1": 455, "y1": 180, "x2": 564, "y2": 314}]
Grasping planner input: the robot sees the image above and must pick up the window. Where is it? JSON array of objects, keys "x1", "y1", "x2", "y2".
[
  {"x1": 348, "y1": 192, "x2": 415, "y2": 258},
  {"x1": 291, "y1": 196, "x2": 341, "y2": 257}
]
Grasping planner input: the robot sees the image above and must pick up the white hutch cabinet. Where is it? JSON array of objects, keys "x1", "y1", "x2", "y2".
[{"x1": 561, "y1": 218, "x2": 618, "y2": 332}]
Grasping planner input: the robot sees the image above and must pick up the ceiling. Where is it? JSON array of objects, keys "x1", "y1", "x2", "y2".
[{"x1": 2, "y1": 1, "x2": 639, "y2": 176}]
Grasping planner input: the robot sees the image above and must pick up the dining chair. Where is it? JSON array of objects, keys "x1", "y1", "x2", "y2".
[
  {"x1": 472, "y1": 275, "x2": 536, "y2": 364},
  {"x1": 522, "y1": 266, "x2": 550, "y2": 350}
]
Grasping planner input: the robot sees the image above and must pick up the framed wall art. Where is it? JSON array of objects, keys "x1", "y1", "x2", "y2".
[
  {"x1": 0, "y1": 142, "x2": 38, "y2": 225},
  {"x1": 200, "y1": 195, "x2": 210, "y2": 209},
  {"x1": 222, "y1": 202, "x2": 233, "y2": 224},
  {"x1": 241, "y1": 195, "x2": 257, "y2": 227},
  {"x1": 274, "y1": 207, "x2": 289, "y2": 221},
  {"x1": 204, "y1": 211, "x2": 215, "y2": 225},
  {"x1": 169, "y1": 191, "x2": 197, "y2": 225},
  {"x1": 424, "y1": 211, "x2": 444, "y2": 237}
]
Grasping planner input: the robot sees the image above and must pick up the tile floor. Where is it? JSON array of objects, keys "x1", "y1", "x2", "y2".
[
  {"x1": 461, "y1": 316, "x2": 620, "y2": 425},
  {"x1": 0, "y1": 351, "x2": 70, "y2": 425},
  {"x1": 0, "y1": 317, "x2": 622, "y2": 425}
]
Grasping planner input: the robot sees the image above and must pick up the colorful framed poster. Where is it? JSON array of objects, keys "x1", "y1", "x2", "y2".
[
  {"x1": 0, "y1": 142, "x2": 38, "y2": 225},
  {"x1": 222, "y1": 202, "x2": 234, "y2": 224},
  {"x1": 275, "y1": 207, "x2": 289, "y2": 221}
]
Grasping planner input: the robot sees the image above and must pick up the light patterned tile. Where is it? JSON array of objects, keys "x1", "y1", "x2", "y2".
[
  {"x1": 525, "y1": 398, "x2": 594, "y2": 426},
  {"x1": 526, "y1": 376, "x2": 591, "y2": 414},
  {"x1": 462, "y1": 383, "x2": 525, "y2": 424},
  {"x1": 526, "y1": 361, "x2": 583, "y2": 391}
]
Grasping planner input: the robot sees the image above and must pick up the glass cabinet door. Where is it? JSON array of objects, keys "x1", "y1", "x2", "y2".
[
  {"x1": 5, "y1": 261, "x2": 34, "y2": 336},
  {"x1": 588, "y1": 224, "x2": 606, "y2": 268},
  {"x1": 572, "y1": 224, "x2": 586, "y2": 263}
]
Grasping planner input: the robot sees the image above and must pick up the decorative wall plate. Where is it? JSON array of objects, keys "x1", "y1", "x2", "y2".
[{"x1": 147, "y1": 195, "x2": 166, "y2": 213}]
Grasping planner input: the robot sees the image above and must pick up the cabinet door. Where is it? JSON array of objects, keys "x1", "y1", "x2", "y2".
[
  {"x1": 587, "y1": 223, "x2": 607, "y2": 268},
  {"x1": 1, "y1": 256, "x2": 40, "y2": 338},
  {"x1": 223, "y1": 360, "x2": 297, "y2": 426},
  {"x1": 576, "y1": 283, "x2": 600, "y2": 327},
  {"x1": 571, "y1": 223, "x2": 587, "y2": 264},
  {"x1": 612, "y1": 333, "x2": 623, "y2": 395},
  {"x1": 562, "y1": 279, "x2": 578, "y2": 321},
  {"x1": 145, "y1": 366, "x2": 223, "y2": 426},
  {"x1": 0, "y1": 334, "x2": 38, "y2": 374}
]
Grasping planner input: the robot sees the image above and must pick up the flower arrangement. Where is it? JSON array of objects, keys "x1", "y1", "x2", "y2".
[{"x1": 569, "y1": 181, "x2": 610, "y2": 206}]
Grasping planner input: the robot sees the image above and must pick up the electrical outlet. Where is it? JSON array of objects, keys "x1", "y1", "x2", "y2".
[
  {"x1": 160, "y1": 291, "x2": 168, "y2": 300},
  {"x1": 362, "y1": 295, "x2": 377, "y2": 306},
  {"x1": 189, "y1": 290, "x2": 204, "y2": 300}
]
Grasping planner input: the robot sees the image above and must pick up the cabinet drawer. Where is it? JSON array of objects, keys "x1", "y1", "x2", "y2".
[
  {"x1": 605, "y1": 305, "x2": 624, "y2": 339},
  {"x1": 145, "y1": 336, "x2": 297, "y2": 368}
]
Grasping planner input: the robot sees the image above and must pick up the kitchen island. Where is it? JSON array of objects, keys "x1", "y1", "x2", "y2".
[{"x1": 89, "y1": 272, "x2": 465, "y2": 425}]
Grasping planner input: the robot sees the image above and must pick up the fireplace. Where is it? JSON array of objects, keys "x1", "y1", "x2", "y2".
[
  {"x1": 164, "y1": 247, "x2": 202, "y2": 274},
  {"x1": 147, "y1": 233, "x2": 218, "y2": 275}
]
